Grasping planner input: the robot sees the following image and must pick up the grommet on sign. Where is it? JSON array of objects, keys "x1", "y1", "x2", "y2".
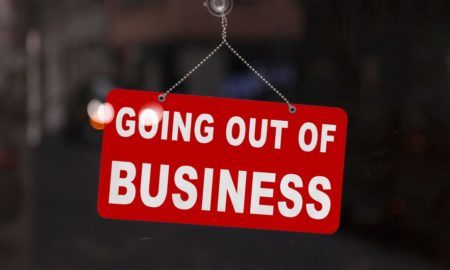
[
  {"x1": 289, "y1": 105, "x2": 297, "y2": 114},
  {"x1": 163, "y1": 1, "x2": 295, "y2": 114},
  {"x1": 158, "y1": 94, "x2": 166, "y2": 103}
]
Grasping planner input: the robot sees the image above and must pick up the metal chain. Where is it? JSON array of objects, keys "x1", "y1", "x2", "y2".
[
  {"x1": 160, "y1": 41, "x2": 224, "y2": 100},
  {"x1": 220, "y1": 16, "x2": 295, "y2": 112},
  {"x1": 160, "y1": 14, "x2": 296, "y2": 113}
]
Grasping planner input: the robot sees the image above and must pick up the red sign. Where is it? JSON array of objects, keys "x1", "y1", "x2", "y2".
[{"x1": 98, "y1": 89, "x2": 348, "y2": 234}]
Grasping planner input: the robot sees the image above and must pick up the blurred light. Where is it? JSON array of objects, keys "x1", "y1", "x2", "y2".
[
  {"x1": 97, "y1": 103, "x2": 115, "y2": 124},
  {"x1": 87, "y1": 100, "x2": 101, "y2": 119},
  {"x1": 87, "y1": 100, "x2": 115, "y2": 130},
  {"x1": 139, "y1": 103, "x2": 163, "y2": 127},
  {"x1": 90, "y1": 118, "x2": 105, "y2": 131}
]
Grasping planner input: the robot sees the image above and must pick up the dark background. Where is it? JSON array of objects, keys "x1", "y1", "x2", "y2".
[{"x1": 0, "y1": 0, "x2": 449, "y2": 269}]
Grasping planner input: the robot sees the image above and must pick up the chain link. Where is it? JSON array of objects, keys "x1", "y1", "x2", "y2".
[{"x1": 161, "y1": 14, "x2": 295, "y2": 113}]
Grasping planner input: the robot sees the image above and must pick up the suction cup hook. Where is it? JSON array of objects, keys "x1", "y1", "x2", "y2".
[{"x1": 204, "y1": 0, "x2": 233, "y2": 17}]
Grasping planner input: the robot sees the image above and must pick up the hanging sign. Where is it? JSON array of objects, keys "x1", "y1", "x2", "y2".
[{"x1": 98, "y1": 89, "x2": 348, "y2": 234}]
